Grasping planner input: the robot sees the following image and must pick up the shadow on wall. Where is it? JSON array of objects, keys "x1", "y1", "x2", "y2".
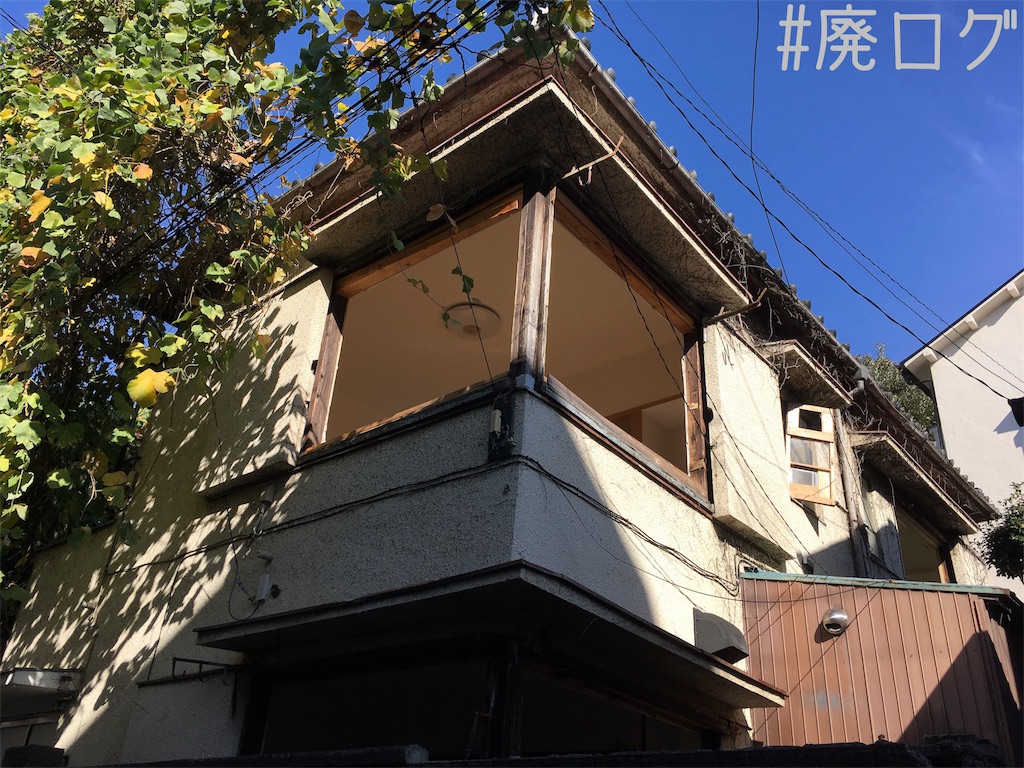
[
  {"x1": 3, "y1": 381, "x2": 787, "y2": 762},
  {"x1": 1, "y1": 273, "x2": 316, "y2": 765},
  {"x1": 907, "y1": 626, "x2": 1022, "y2": 767},
  {"x1": 744, "y1": 575, "x2": 1022, "y2": 767}
]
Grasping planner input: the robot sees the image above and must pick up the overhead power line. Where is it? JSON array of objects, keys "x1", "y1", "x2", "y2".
[
  {"x1": 609, "y1": 0, "x2": 1024, "y2": 395},
  {"x1": 593, "y1": 0, "x2": 1016, "y2": 401}
]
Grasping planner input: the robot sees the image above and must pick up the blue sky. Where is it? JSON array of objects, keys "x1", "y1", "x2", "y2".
[
  {"x1": 4, "y1": 0, "x2": 1022, "y2": 368},
  {"x1": 583, "y1": 1, "x2": 1023, "y2": 366}
]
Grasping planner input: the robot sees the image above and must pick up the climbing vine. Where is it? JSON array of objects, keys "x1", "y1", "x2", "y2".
[{"x1": 0, "y1": 0, "x2": 593, "y2": 600}]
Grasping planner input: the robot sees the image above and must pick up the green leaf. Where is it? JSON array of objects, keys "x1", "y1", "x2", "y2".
[
  {"x1": 110, "y1": 427, "x2": 135, "y2": 445},
  {"x1": 10, "y1": 420, "x2": 45, "y2": 450},
  {"x1": 205, "y1": 262, "x2": 234, "y2": 283},
  {"x1": 0, "y1": 585, "x2": 29, "y2": 602},
  {"x1": 166, "y1": 28, "x2": 188, "y2": 44},
  {"x1": 127, "y1": 343, "x2": 163, "y2": 368},
  {"x1": 46, "y1": 469, "x2": 73, "y2": 489},
  {"x1": 199, "y1": 300, "x2": 224, "y2": 322},
  {"x1": 156, "y1": 334, "x2": 187, "y2": 357},
  {"x1": 117, "y1": 520, "x2": 140, "y2": 546}
]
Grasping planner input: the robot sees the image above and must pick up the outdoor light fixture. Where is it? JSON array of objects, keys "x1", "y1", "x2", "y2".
[
  {"x1": 443, "y1": 302, "x2": 501, "y2": 340},
  {"x1": 822, "y1": 607, "x2": 850, "y2": 636}
]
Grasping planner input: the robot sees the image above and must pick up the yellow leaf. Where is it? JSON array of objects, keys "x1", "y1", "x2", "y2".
[
  {"x1": 260, "y1": 122, "x2": 278, "y2": 147},
  {"x1": 268, "y1": 267, "x2": 286, "y2": 284},
  {"x1": 93, "y1": 191, "x2": 114, "y2": 210},
  {"x1": 76, "y1": 151, "x2": 96, "y2": 168},
  {"x1": 0, "y1": 107, "x2": 14, "y2": 120},
  {"x1": 145, "y1": 91, "x2": 159, "y2": 107},
  {"x1": 126, "y1": 342, "x2": 162, "y2": 368},
  {"x1": 18, "y1": 246, "x2": 45, "y2": 269},
  {"x1": 27, "y1": 190, "x2": 52, "y2": 222},
  {"x1": 53, "y1": 85, "x2": 80, "y2": 102},
  {"x1": 101, "y1": 471, "x2": 129, "y2": 486},
  {"x1": 229, "y1": 152, "x2": 251, "y2": 167},
  {"x1": 82, "y1": 450, "x2": 109, "y2": 478},
  {"x1": 127, "y1": 368, "x2": 175, "y2": 407},
  {"x1": 134, "y1": 163, "x2": 153, "y2": 180},
  {"x1": 135, "y1": 134, "x2": 159, "y2": 160}
]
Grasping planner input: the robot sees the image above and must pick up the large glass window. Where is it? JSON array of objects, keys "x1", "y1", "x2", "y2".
[
  {"x1": 324, "y1": 210, "x2": 520, "y2": 442},
  {"x1": 545, "y1": 215, "x2": 707, "y2": 494}
]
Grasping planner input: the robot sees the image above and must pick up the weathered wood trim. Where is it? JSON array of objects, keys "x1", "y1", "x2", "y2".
[
  {"x1": 541, "y1": 376, "x2": 713, "y2": 509},
  {"x1": 510, "y1": 169, "x2": 557, "y2": 379},
  {"x1": 303, "y1": 292, "x2": 347, "y2": 450},
  {"x1": 683, "y1": 330, "x2": 708, "y2": 494},
  {"x1": 334, "y1": 191, "x2": 521, "y2": 297}
]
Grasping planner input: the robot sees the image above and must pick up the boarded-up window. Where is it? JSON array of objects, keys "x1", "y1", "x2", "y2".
[{"x1": 786, "y1": 404, "x2": 835, "y2": 505}]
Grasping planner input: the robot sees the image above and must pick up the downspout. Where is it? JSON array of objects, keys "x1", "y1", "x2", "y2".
[{"x1": 835, "y1": 415, "x2": 870, "y2": 577}]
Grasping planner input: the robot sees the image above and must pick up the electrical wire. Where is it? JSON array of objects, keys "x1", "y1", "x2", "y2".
[
  {"x1": 746, "y1": 0, "x2": 790, "y2": 286},
  {"x1": 597, "y1": 1, "x2": 1023, "y2": 395},
  {"x1": 537, "y1": 25, "x2": 838, "y2": 575},
  {"x1": 614, "y1": 0, "x2": 1024, "y2": 391}
]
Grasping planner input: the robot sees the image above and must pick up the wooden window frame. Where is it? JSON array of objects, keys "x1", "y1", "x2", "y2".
[
  {"x1": 302, "y1": 189, "x2": 524, "y2": 451},
  {"x1": 302, "y1": 177, "x2": 711, "y2": 502},
  {"x1": 548, "y1": 195, "x2": 708, "y2": 496},
  {"x1": 786, "y1": 404, "x2": 836, "y2": 506}
]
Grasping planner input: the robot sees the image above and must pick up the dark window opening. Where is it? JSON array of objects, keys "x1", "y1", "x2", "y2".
[
  {"x1": 520, "y1": 667, "x2": 707, "y2": 756},
  {"x1": 895, "y1": 507, "x2": 951, "y2": 583}
]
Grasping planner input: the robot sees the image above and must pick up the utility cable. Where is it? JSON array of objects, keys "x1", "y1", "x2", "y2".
[
  {"x1": 599, "y1": 1, "x2": 1024, "y2": 394},
  {"x1": 594, "y1": 0, "x2": 1013, "y2": 401}
]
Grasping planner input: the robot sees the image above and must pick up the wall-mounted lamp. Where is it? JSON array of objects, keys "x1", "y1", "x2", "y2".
[
  {"x1": 443, "y1": 302, "x2": 501, "y2": 340},
  {"x1": 822, "y1": 607, "x2": 850, "y2": 636}
]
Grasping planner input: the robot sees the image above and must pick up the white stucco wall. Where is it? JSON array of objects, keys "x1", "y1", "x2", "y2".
[
  {"x1": 928, "y1": 293, "x2": 1024, "y2": 506},
  {"x1": 7, "y1": 267, "x2": 987, "y2": 765},
  {"x1": 3, "y1": 265, "x2": 333, "y2": 765},
  {"x1": 703, "y1": 324, "x2": 857, "y2": 577},
  {"x1": 907, "y1": 285, "x2": 1024, "y2": 596}
]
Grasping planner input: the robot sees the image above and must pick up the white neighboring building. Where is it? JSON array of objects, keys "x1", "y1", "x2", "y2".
[{"x1": 903, "y1": 269, "x2": 1024, "y2": 596}]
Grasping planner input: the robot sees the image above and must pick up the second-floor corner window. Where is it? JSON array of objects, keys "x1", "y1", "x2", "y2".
[
  {"x1": 544, "y1": 207, "x2": 708, "y2": 495},
  {"x1": 308, "y1": 199, "x2": 522, "y2": 446},
  {"x1": 786, "y1": 404, "x2": 836, "y2": 505}
]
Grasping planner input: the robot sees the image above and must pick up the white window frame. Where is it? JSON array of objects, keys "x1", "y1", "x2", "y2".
[{"x1": 786, "y1": 404, "x2": 836, "y2": 506}]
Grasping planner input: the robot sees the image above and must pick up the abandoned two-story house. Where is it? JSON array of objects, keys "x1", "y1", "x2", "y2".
[{"x1": 2, "y1": 37, "x2": 1021, "y2": 768}]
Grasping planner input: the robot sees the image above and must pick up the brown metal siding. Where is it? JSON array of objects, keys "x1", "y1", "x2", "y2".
[{"x1": 743, "y1": 578, "x2": 1019, "y2": 763}]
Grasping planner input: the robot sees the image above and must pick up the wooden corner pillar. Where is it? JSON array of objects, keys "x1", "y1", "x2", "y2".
[
  {"x1": 302, "y1": 290, "x2": 347, "y2": 451},
  {"x1": 510, "y1": 168, "x2": 557, "y2": 382}
]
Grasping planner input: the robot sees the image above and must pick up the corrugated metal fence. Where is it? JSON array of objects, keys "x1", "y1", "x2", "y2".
[{"x1": 742, "y1": 574, "x2": 1022, "y2": 765}]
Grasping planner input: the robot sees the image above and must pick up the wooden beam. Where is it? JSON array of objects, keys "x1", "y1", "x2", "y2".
[
  {"x1": 334, "y1": 192, "x2": 521, "y2": 297},
  {"x1": 553, "y1": 196, "x2": 696, "y2": 335},
  {"x1": 683, "y1": 330, "x2": 708, "y2": 494},
  {"x1": 303, "y1": 292, "x2": 347, "y2": 451},
  {"x1": 511, "y1": 169, "x2": 556, "y2": 379}
]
